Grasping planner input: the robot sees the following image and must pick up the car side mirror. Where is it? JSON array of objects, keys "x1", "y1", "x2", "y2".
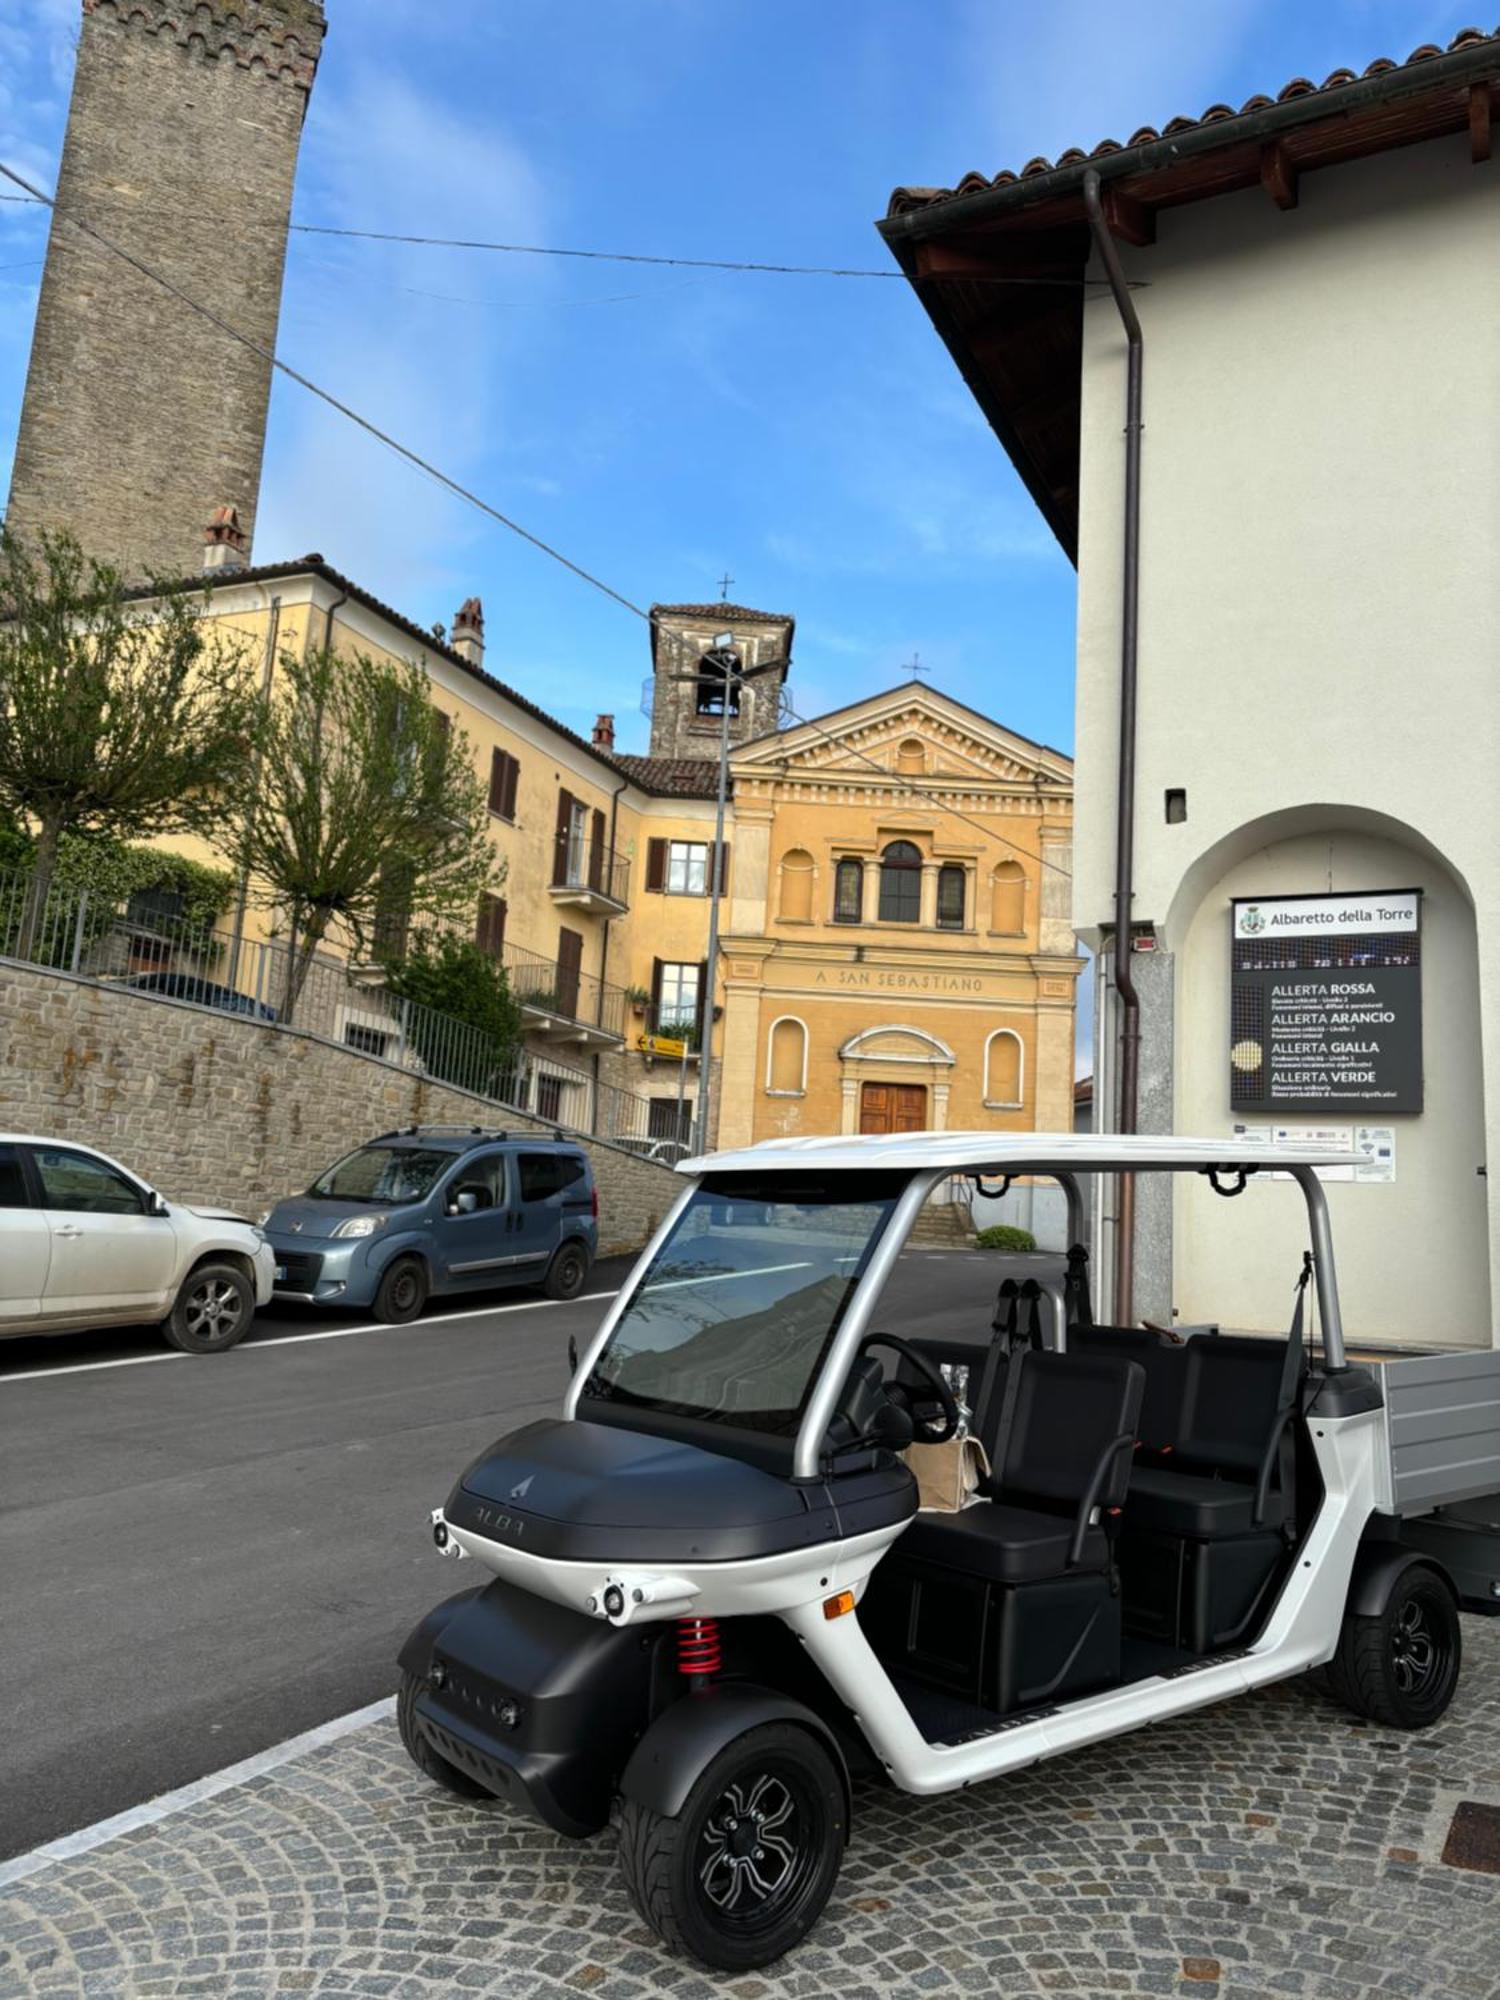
[
  {"x1": 149, "y1": 1192, "x2": 171, "y2": 1218},
  {"x1": 451, "y1": 1189, "x2": 480, "y2": 1215}
]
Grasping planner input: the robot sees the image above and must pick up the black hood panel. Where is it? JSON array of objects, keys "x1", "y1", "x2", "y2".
[{"x1": 449, "y1": 1418, "x2": 914, "y2": 1565}]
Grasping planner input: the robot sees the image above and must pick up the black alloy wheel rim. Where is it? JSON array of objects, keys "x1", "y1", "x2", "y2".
[
  {"x1": 558, "y1": 1248, "x2": 583, "y2": 1288},
  {"x1": 696, "y1": 1763, "x2": 818, "y2": 1933},
  {"x1": 1391, "y1": 1591, "x2": 1453, "y2": 1698},
  {"x1": 389, "y1": 1269, "x2": 421, "y2": 1314}
]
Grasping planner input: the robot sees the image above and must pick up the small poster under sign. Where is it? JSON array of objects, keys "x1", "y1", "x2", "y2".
[
  {"x1": 1230, "y1": 1122, "x2": 1357, "y2": 1182},
  {"x1": 1354, "y1": 1125, "x2": 1397, "y2": 1184}
]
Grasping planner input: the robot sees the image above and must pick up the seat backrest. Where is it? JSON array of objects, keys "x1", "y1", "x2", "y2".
[
  {"x1": 1175, "y1": 1334, "x2": 1293, "y2": 1478},
  {"x1": 1068, "y1": 1325, "x2": 1185, "y2": 1452},
  {"x1": 995, "y1": 1350, "x2": 1145, "y2": 1512}
]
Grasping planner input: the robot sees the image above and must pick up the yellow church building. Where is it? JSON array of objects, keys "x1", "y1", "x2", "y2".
[{"x1": 143, "y1": 553, "x2": 1079, "y2": 1152}]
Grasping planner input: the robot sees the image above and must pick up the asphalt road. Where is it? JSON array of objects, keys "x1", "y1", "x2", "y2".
[{"x1": 0, "y1": 1247, "x2": 998, "y2": 1862}]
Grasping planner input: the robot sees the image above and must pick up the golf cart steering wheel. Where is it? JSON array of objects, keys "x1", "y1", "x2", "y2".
[{"x1": 858, "y1": 1332, "x2": 960, "y2": 1445}]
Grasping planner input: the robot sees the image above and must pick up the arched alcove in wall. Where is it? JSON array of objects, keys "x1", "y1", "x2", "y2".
[
  {"x1": 1169, "y1": 807, "x2": 1489, "y2": 1344},
  {"x1": 766, "y1": 1015, "x2": 808, "y2": 1094},
  {"x1": 777, "y1": 848, "x2": 814, "y2": 922}
]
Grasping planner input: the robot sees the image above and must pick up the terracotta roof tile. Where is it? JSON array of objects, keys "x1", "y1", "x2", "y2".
[
  {"x1": 886, "y1": 25, "x2": 1500, "y2": 215},
  {"x1": 612, "y1": 754, "x2": 720, "y2": 798}
]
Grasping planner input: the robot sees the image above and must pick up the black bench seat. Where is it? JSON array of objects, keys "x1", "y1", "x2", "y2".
[{"x1": 900, "y1": 1502, "x2": 1109, "y2": 1586}]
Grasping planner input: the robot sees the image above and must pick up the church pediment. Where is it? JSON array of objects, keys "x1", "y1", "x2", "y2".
[{"x1": 731, "y1": 685, "x2": 1070, "y2": 791}]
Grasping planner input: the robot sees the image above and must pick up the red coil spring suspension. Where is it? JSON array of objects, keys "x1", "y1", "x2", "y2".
[{"x1": 675, "y1": 1615, "x2": 722, "y2": 1678}]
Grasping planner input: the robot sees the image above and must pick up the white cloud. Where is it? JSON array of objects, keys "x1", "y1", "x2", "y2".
[{"x1": 253, "y1": 66, "x2": 550, "y2": 603}]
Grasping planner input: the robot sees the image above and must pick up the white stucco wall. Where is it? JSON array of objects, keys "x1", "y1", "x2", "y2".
[{"x1": 1074, "y1": 134, "x2": 1500, "y2": 1343}]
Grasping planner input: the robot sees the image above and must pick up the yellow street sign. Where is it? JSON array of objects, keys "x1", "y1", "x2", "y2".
[{"x1": 637, "y1": 1031, "x2": 687, "y2": 1060}]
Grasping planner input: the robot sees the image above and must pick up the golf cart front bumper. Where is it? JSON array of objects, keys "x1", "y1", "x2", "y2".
[{"x1": 398, "y1": 1578, "x2": 658, "y2": 1837}]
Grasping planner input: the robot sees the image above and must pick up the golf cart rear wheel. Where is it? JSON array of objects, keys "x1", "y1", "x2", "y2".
[
  {"x1": 544, "y1": 1241, "x2": 590, "y2": 1301},
  {"x1": 163, "y1": 1261, "x2": 254, "y2": 1353},
  {"x1": 617, "y1": 1723, "x2": 845, "y2": 1971},
  {"x1": 1326, "y1": 1563, "x2": 1461, "y2": 1728},
  {"x1": 375, "y1": 1256, "x2": 428, "y2": 1324},
  {"x1": 396, "y1": 1671, "x2": 492, "y2": 1800}
]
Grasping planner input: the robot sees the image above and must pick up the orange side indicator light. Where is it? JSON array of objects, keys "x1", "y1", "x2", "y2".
[{"x1": 823, "y1": 1590, "x2": 856, "y2": 1620}]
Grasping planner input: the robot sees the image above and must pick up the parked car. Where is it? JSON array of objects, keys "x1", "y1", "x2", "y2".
[
  {"x1": 0, "y1": 1134, "x2": 273, "y2": 1352},
  {"x1": 261, "y1": 1126, "x2": 598, "y2": 1322},
  {"x1": 121, "y1": 970, "x2": 277, "y2": 1021}
]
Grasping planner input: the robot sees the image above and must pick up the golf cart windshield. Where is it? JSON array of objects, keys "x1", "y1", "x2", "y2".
[{"x1": 581, "y1": 1172, "x2": 906, "y2": 1435}]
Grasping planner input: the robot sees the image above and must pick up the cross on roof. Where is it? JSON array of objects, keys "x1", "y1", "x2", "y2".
[
  {"x1": 904, "y1": 651, "x2": 929, "y2": 680},
  {"x1": 717, "y1": 571, "x2": 734, "y2": 602}
]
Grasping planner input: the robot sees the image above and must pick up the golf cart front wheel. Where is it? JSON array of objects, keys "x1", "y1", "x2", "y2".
[
  {"x1": 397, "y1": 1671, "x2": 492, "y2": 1800},
  {"x1": 617, "y1": 1722, "x2": 845, "y2": 1971},
  {"x1": 1326, "y1": 1562, "x2": 1461, "y2": 1728}
]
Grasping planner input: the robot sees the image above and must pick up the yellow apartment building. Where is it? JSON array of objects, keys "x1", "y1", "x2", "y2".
[{"x1": 126, "y1": 551, "x2": 1079, "y2": 1150}]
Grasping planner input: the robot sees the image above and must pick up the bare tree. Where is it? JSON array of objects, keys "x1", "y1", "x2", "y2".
[
  {"x1": 237, "y1": 644, "x2": 496, "y2": 1021},
  {"x1": 0, "y1": 529, "x2": 257, "y2": 955}
]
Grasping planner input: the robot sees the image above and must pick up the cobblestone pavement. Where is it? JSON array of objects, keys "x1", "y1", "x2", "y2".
[{"x1": 4, "y1": 1619, "x2": 1500, "y2": 2000}]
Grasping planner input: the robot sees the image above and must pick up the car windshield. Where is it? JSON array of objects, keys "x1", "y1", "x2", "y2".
[
  {"x1": 307, "y1": 1145, "x2": 455, "y2": 1204},
  {"x1": 581, "y1": 1171, "x2": 906, "y2": 1435}
]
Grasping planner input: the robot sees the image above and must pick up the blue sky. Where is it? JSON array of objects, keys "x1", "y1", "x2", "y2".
[{"x1": 0, "y1": 0, "x2": 1474, "y2": 765}]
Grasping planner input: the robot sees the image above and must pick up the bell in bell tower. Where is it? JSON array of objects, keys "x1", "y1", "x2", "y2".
[{"x1": 646, "y1": 601, "x2": 795, "y2": 760}]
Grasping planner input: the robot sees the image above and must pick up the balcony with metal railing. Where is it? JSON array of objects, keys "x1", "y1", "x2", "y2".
[
  {"x1": 548, "y1": 827, "x2": 631, "y2": 915},
  {"x1": 503, "y1": 935, "x2": 627, "y2": 1048}
]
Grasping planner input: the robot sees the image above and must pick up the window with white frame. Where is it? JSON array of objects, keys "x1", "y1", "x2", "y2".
[
  {"x1": 657, "y1": 961, "x2": 701, "y2": 1037},
  {"x1": 667, "y1": 840, "x2": 709, "y2": 895}
]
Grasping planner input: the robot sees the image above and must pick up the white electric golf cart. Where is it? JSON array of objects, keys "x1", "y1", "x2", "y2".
[{"x1": 398, "y1": 1133, "x2": 1500, "y2": 1972}]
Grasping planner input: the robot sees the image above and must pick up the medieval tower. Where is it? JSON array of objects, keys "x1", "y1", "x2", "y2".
[
  {"x1": 647, "y1": 603, "x2": 794, "y2": 759},
  {"x1": 3, "y1": 0, "x2": 326, "y2": 579}
]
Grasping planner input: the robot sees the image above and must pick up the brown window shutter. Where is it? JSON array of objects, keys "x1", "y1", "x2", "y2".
[
  {"x1": 645, "y1": 838, "x2": 666, "y2": 893},
  {"x1": 488, "y1": 748, "x2": 507, "y2": 815},
  {"x1": 557, "y1": 926, "x2": 583, "y2": 1018},
  {"x1": 713, "y1": 842, "x2": 731, "y2": 897},
  {"x1": 696, "y1": 956, "x2": 709, "y2": 1041},
  {"x1": 650, "y1": 957, "x2": 663, "y2": 1030},
  {"x1": 589, "y1": 808, "x2": 606, "y2": 891},
  {"x1": 476, "y1": 893, "x2": 506, "y2": 958},
  {"x1": 553, "y1": 789, "x2": 574, "y2": 885},
  {"x1": 502, "y1": 752, "x2": 519, "y2": 819}
]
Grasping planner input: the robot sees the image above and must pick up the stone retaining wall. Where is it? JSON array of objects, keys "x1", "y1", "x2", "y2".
[{"x1": 0, "y1": 959, "x2": 679, "y2": 1256}]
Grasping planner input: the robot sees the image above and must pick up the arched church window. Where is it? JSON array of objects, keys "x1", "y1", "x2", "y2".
[{"x1": 879, "y1": 841, "x2": 923, "y2": 923}]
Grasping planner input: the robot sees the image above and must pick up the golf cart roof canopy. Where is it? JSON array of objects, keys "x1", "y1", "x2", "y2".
[{"x1": 677, "y1": 1131, "x2": 1364, "y2": 1177}]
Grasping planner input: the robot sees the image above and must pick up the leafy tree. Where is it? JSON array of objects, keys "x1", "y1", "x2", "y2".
[
  {"x1": 0, "y1": 809, "x2": 234, "y2": 964},
  {"x1": 382, "y1": 931, "x2": 524, "y2": 1095},
  {"x1": 0, "y1": 529, "x2": 258, "y2": 957},
  {"x1": 236, "y1": 644, "x2": 496, "y2": 1021}
]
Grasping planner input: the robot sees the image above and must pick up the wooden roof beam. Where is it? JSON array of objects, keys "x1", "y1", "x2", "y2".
[
  {"x1": 1101, "y1": 185, "x2": 1155, "y2": 246},
  {"x1": 1259, "y1": 140, "x2": 1299, "y2": 210},
  {"x1": 1471, "y1": 83, "x2": 1493, "y2": 163}
]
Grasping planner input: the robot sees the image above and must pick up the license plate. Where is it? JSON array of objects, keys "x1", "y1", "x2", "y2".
[{"x1": 275, "y1": 1265, "x2": 286, "y2": 1281}]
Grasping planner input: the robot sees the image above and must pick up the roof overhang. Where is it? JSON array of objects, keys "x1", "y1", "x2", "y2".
[{"x1": 878, "y1": 32, "x2": 1500, "y2": 561}]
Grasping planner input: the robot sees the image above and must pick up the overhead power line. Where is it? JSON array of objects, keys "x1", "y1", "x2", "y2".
[
  {"x1": 0, "y1": 155, "x2": 1071, "y2": 881},
  {"x1": 0, "y1": 183, "x2": 1109, "y2": 287}
]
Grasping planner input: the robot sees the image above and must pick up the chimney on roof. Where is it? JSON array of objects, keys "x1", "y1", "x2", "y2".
[
  {"x1": 202, "y1": 505, "x2": 248, "y2": 574},
  {"x1": 592, "y1": 713, "x2": 616, "y2": 751},
  {"x1": 451, "y1": 596, "x2": 484, "y2": 667}
]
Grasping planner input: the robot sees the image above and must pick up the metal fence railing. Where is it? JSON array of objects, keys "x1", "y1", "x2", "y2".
[
  {"x1": 501, "y1": 935, "x2": 628, "y2": 1042},
  {"x1": 0, "y1": 866, "x2": 660, "y2": 1151}
]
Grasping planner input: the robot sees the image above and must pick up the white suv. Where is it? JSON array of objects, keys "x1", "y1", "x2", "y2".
[{"x1": 0, "y1": 1135, "x2": 275, "y2": 1353}]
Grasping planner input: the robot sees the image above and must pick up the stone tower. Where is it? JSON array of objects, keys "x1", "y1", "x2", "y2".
[
  {"x1": 3, "y1": 1, "x2": 326, "y2": 579},
  {"x1": 647, "y1": 602, "x2": 795, "y2": 759}
]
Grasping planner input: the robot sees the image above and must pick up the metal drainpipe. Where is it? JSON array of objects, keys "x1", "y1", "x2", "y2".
[{"x1": 1082, "y1": 167, "x2": 1144, "y2": 1325}]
